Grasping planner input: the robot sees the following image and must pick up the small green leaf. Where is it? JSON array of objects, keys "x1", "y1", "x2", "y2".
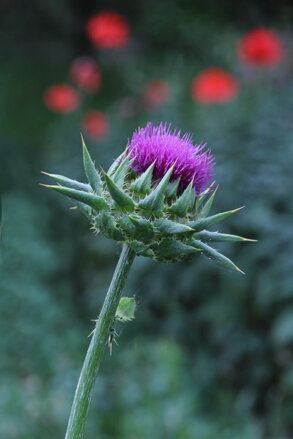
[
  {"x1": 168, "y1": 181, "x2": 195, "y2": 217},
  {"x1": 154, "y1": 218, "x2": 194, "y2": 235},
  {"x1": 188, "y1": 207, "x2": 244, "y2": 231},
  {"x1": 111, "y1": 155, "x2": 132, "y2": 188},
  {"x1": 115, "y1": 297, "x2": 136, "y2": 322},
  {"x1": 82, "y1": 136, "x2": 103, "y2": 194},
  {"x1": 128, "y1": 215, "x2": 154, "y2": 242},
  {"x1": 194, "y1": 230, "x2": 256, "y2": 242},
  {"x1": 103, "y1": 173, "x2": 135, "y2": 212},
  {"x1": 138, "y1": 167, "x2": 173, "y2": 217},
  {"x1": 198, "y1": 186, "x2": 218, "y2": 218},
  {"x1": 154, "y1": 237, "x2": 199, "y2": 260},
  {"x1": 130, "y1": 163, "x2": 154, "y2": 195},
  {"x1": 42, "y1": 185, "x2": 108, "y2": 211},
  {"x1": 97, "y1": 211, "x2": 124, "y2": 241},
  {"x1": 192, "y1": 239, "x2": 245, "y2": 274},
  {"x1": 165, "y1": 179, "x2": 180, "y2": 199},
  {"x1": 41, "y1": 172, "x2": 91, "y2": 192}
]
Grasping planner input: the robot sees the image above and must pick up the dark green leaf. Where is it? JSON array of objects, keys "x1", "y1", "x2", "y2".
[
  {"x1": 194, "y1": 230, "x2": 256, "y2": 242},
  {"x1": 128, "y1": 215, "x2": 154, "y2": 242},
  {"x1": 154, "y1": 237, "x2": 199, "y2": 260},
  {"x1": 188, "y1": 207, "x2": 244, "y2": 231},
  {"x1": 168, "y1": 181, "x2": 195, "y2": 217},
  {"x1": 138, "y1": 167, "x2": 173, "y2": 217},
  {"x1": 103, "y1": 173, "x2": 135, "y2": 212},
  {"x1": 41, "y1": 172, "x2": 91, "y2": 192},
  {"x1": 42, "y1": 185, "x2": 108, "y2": 211},
  {"x1": 154, "y1": 218, "x2": 194, "y2": 235},
  {"x1": 198, "y1": 186, "x2": 218, "y2": 218},
  {"x1": 192, "y1": 239, "x2": 245, "y2": 274},
  {"x1": 130, "y1": 162, "x2": 154, "y2": 195},
  {"x1": 82, "y1": 136, "x2": 103, "y2": 194}
]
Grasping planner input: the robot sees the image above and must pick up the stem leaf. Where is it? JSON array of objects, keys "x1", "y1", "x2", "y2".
[
  {"x1": 138, "y1": 167, "x2": 173, "y2": 217},
  {"x1": 192, "y1": 239, "x2": 245, "y2": 274},
  {"x1": 103, "y1": 173, "x2": 135, "y2": 212},
  {"x1": 168, "y1": 181, "x2": 195, "y2": 217},
  {"x1": 130, "y1": 162, "x2": 154, "y2": 195},
  {"x1": 43, "y1": 185, "x2": 108, "y2": 211},
  {"x1": 115, "y1": 297, "x2": 136, "y2": 322},
  {"x1": 188, "y1": 207, "x2": 244, "y2": 231},
  {"x1": 41, "y1": 172, "x2": 91, "y2": 192},
  {"x1": 82, "y1": 136, "x2": 103, "y2": 194}
]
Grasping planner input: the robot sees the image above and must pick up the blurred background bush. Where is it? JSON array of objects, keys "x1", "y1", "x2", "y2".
[{"x1": 0, "y1": 1, "x2": 292, "y2": 438}]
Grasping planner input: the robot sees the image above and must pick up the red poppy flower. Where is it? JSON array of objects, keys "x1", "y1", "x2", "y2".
[
  {"x1": 70, "y1": 58, "x2": 101, "y2": 93},
  {"x1": 82, "y1": 111, "x2": 109, "y2": 140},
  {"x1": 238, "y1": 28, "x2": 284, "y2": 66},
  {"x1": 85, "y1": 11, "x2": 130, "y2": 49},
  {"x1": 191, "y1": 68, "x2": 239, "y2": 104},
  {"x1": 43, "y1": 84, "x2": 80, "y2": 113},
  {"x1": 143, "y1": 80, "x2": 170, "y2": 107}
]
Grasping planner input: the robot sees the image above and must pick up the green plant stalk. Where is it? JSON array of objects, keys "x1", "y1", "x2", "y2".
[{"x1": 65, "y1": 244, "x2": 136, "y2": 439}]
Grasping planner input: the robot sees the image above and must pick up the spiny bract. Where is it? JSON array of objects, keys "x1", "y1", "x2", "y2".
[{"x1": 42, "y1": 123, "x2": 254, "y2": 272}]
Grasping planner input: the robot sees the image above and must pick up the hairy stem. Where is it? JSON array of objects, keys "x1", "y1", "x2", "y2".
[{"x1": 65, "y1": 244, "x2": 136, "y2": 439}]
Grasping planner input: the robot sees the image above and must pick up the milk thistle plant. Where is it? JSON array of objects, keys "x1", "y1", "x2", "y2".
[{"x1": 43, "y1": 122, "x2": 253, "y2": 439}]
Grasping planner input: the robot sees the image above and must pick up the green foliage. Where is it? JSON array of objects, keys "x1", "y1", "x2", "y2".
[
  {"x1": 82, "y1": 137, "x2": 103, "y2": 195},
  {"x1": 115, "y1": 297, "x2": 136, "y2": 322},
  {"x1": 130, "y1": 163, "x2": 154, "y2": 195},
  {"x1": 168, "y1": 181, "x2": 195, "y2": 217},
  {"x1": 138, "y1": 167, "x2": 173, "y2": 217}
]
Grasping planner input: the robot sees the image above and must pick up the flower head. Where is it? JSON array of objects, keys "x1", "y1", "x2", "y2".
[
  {"x1": 43, "y1": 123, "x2": 252, "y2": 270},
  {"x1": 85, "y1": 11, "x2": 130, "y2": 49},
  {"x1": 43, "y1": 84, "x2": 80, "y2": 113},
  {"x1": 238, "y1": 28, "x2": 284, "y2": 66},
  {"x1": 127, "y1": 122, "x2": 214, "y2": 194},
  {"x1": 191, "y1": 68, "x2": 239, "y2": 104}
]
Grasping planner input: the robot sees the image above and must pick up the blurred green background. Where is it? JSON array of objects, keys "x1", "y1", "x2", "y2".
[{"x1": 1, "y1": 1, "x2": 293, "y2": 438}]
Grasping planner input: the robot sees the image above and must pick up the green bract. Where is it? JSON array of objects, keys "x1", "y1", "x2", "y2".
[{"x1": 43, "y1": 140, "x2": 254, "y2": 272}]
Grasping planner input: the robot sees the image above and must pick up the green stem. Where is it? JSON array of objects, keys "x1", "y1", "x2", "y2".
[{"x1": 65, "y1": 244, "x2": 136, "y2": 439}]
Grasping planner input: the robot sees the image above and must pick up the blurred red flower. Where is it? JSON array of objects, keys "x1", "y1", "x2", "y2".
[
  {"x1": 85, "y1": 11, "x2": 130, "y2": 49},
  {"x1": 82, "y1": 111, "x2": 109, "y2": 140},
  {"x1": 238, "y1": 28, "x2": 284, "y2": 66},
  {"x1": 43, "y1": 84, "x2": 80, "y2": 113},
  {"x1": 191, "y1": 68, "x2": 239, "y2": 104},
  {"x1": 70, "y1": 58, "x2": 101, "y2": 93},
  {"x1": 143, "y1": 80, "x2": 170, "y2": 107}
]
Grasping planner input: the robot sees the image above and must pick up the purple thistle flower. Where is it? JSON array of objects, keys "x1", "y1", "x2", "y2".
[{"x1": 127, "y1": 122, "x2": 215, "y2": 194}]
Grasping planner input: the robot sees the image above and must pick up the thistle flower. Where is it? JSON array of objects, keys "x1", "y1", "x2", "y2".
[
  {"x1": 127, "y1": 122, "x2": 214, "y2": 194},
  {"x1": 43, "y1": 122, "x2": 253, "y2": 270},
  {"x1": 43, "y1": 123, "x2": 255, "y2": 439}
]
